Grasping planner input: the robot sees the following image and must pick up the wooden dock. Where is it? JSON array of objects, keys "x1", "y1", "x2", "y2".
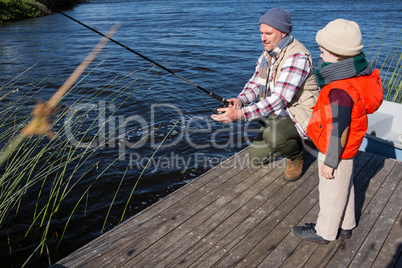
[{"x1": 53, "y1": 148, "x2": 401, "y2": 268}]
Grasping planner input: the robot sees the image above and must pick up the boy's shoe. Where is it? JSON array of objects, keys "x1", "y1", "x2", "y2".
[
  {"x1": 284, "y1": 158, "x2": 304, "y2": 181},
  {"x1": 339, "y1": 228, "x2": 352, "y2": 239},
  {"x1": 292, "y1": 223, "x2": 329, "y2": 244}
]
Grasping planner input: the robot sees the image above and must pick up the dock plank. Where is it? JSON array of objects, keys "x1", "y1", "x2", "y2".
[
  {"x1": 127, "y1": 158, "x2": 279, "y2": 267},
  {"x1": 352, "y1": 160, "x2": 402, "y2": 267},
  {"x1": 218, "y1": 170, "x2": 319, "y2": 267},
  {"x1": 53, "y1": 149, "x2": 402, "y2": 268},
  {"x1": 241, "y1": 184, "x2": 319, "y2": 268},
  {"x1": 371, "y1": 209, "x2": 402, "y2": 267},
  {"x1": 351, "y1": 171, "x2": 402, "y2": 267},
  {"x1": 64, "y1": 149, "x2": 250, "y2": 267},
  {"x1": 95, "y1": 152, "x2": 254, "y2": 268},
  {"x1": 167, "y1": 159, "x2": 290, "y2": 267},
  {"x1": 254, "y1": 151, "x2": 383, "y2": 268},
  {"x1": 300, "y1": 153, "x2": 395, "y2": 268},
  {"x1": 184, "y1": 156, "x2": 317, "y2": 268},
  {"x1": 326, "y1": 160, "x2": 402, "y2": 267},
  {"x1": 55, "y1": 150, "x2": 253, "y2": 268}
]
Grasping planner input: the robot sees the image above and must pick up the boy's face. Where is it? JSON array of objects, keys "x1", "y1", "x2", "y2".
[
  {"x1": 319, "y1": 47, "x2": 339, "y2": 63},
  {"x1": 260, "y1": 24, "x2": 287, "y2": 52}
]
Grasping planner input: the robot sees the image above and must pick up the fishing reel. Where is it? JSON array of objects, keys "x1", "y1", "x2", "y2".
[
  {"x1": 211, "y1": 106, "x2": 225, "y2": 115},
  {"x1": 211, "y1": 99, "x2": 230, "y2": 115}
]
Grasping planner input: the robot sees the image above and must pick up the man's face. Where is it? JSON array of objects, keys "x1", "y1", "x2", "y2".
[{"x1": 260, "y1": 23, "x2": 286, "y2": 52}]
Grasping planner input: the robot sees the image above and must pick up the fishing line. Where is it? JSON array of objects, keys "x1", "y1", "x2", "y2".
[
  {"x1": 37, "y1": 0, "x2": 228, "y2": 105},
  {"x1": 38, "y1": 1, "x2": 269, "y2": 127}
]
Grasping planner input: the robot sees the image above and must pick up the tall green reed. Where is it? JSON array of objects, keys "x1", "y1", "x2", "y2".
[
  {"x1": 366, "y1": 22, "x2": 402, "y2": 103},
  {"x1": 1, "y1": 64, "x2": 177, "y2": 264},
  {"x1": 0, "y1": 32, "x2": 178, "y2": 266}
]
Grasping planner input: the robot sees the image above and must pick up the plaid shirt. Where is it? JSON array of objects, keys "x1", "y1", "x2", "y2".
[{"x1": 238, "y1": 52, "x2": 311, "y2": 122}]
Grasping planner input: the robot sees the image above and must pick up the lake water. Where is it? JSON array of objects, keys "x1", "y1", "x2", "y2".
[{"x1": 0, "y1": 0, "x2": 401, "y2": 266}]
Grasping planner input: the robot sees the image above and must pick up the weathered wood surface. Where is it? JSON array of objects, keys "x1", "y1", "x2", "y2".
[{"x1": 53, "y1": 148, "x2": 402, "y2": 268}]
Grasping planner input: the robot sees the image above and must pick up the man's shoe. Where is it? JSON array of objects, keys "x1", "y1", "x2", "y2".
[
  {"x1": 284, "y1": 158, "x2": 304, "y2": 181},
  {"x1": 292, "y1": 223, "x2": 329, "y2": 244},
  {"x1": 339, "y1": 228, "x2": 352, "y2": 239}
]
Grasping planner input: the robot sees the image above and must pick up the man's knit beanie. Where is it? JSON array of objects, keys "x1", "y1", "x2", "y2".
[
  {"x1": 316, "y1": 19, "x2": 363, "y2": 56},
  {"x1": 259, "y1": 7, "x2": 292, "y2": 33}
]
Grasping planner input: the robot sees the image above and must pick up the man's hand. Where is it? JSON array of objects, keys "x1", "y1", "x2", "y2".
[
  {"x1": 211, "y1": 107, "x2": 244, "y2": 124},
  {"x1": 226, "y1": 98, "x2": 242, "y2": 109},
  {"x1": 321, "y1": 163, "x2": 335, "y2": 179}
]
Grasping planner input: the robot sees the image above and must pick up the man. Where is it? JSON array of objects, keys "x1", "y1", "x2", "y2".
[{"x1": 211, "y1": 7, "x2": 319, "y2": 181}]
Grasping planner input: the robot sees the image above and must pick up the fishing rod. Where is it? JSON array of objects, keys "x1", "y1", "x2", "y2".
[
  {"x1": 38, "y1": 1, "x2": 268, "y2": 127},
  {"x1": 37, "y1": 0, "x2": 228, "y2": 106}
]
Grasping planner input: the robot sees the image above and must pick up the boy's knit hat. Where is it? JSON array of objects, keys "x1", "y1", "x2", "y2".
[
  {"x1": 316, "y1": 19, "x2": 363, "y2": 56},
  {"x1": 259, "y1": 7, "x2": 292, "y2": 33}
]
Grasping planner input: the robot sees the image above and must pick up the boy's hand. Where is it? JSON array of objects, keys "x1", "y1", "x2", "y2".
[{"x1": 321, "y1": 164, "x2": 335, "y2": 179}]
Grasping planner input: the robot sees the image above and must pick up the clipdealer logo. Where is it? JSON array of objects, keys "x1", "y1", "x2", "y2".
[{"x1": 63, "y1": 102, "x2": 259, "y2": 162}]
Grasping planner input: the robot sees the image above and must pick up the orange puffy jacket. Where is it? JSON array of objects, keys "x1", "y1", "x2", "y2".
[{"x1": 307, "y1": 69, "x2": 383, "y2": 159}]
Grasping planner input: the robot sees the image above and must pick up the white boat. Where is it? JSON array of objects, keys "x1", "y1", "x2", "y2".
[{"x1": 359, "y1": 100, "x2": 402, "y2": 160}]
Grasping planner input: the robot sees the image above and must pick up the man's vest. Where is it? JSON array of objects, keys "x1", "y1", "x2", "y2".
[
  {"x1": 307, "y1": 69, "x2": 383, "y2": 158},
  {"x1": 265, "y1": 39, "x2": 320, "y2": 131}
]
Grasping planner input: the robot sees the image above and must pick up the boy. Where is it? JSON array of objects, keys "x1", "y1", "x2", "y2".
[{"x1": 292, "y1": 19, "x2": 383, "y2": 243}]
